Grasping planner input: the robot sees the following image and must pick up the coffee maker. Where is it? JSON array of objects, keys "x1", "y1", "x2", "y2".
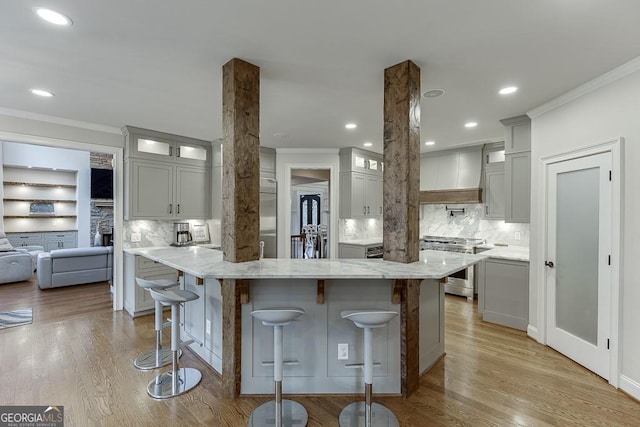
[{"x1": 172, "y1": 222, "x2": 192, "y2": 246}]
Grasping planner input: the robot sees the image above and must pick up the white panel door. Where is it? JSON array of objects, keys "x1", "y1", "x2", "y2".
[{"x1": 546, "y1": 152, "x2": 612, "y2": 379}]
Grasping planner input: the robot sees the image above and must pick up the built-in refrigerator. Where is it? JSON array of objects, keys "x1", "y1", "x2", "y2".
[{"x1": 259, "y1": 178, "x2": 277, "y2": 258}]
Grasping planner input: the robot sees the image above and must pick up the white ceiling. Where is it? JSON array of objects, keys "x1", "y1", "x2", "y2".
[{"x1": 2, "y1": 1, "x2": 640, "y2": 153}]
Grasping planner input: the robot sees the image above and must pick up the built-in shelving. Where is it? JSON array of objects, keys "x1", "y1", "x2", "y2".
[{"x1": 2, "y1": 166, "x2": 78, "y2": 233}]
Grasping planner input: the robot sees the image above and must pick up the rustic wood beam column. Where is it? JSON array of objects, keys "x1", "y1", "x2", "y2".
[
  {"x1": 221, "y1": 57, "x2": 260, "y2": 398},
  {"x1": 383, "y1": 60, "x2": 421, "y2": 398}
]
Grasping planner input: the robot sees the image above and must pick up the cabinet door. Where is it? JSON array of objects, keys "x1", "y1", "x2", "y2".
[
  {"x1": 503, "y1": 117, "x2": 531, "y2": 154},
  {"x1": 175, "y1": 167, "x2": 211, "y2": 219},
  {"x1": 176, "y1": 142, "x2": 210, "y2": 166},
  {"x1": 129, "y1": 161, "x2": 173, "y2": 219},
  {"x1": 505, "y1": 152, "x2": 531, "y2": 223},
  {"x1": 44, "y1": 232, "x2": 77, "y2": 251},
  {"x1": 340, "y1": 172, "x2": 366, "y2": 218},
  {"x1": 481, "y1": 259, "x2": 529, "y2": 330},
  {"x1": 484, "y1": 169, "x2": 505, "y2": 219},
  {"x1": 130, "y1": 133, "x2": 174, "y2": 160},
  {"x1": 365, "y1": 174, "x2": 383, "y2": 217}
]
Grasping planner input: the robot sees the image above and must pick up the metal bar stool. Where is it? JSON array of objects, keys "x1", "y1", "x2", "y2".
[
  {"x1": 147, "y1": 288, "x2": 202, "y2": 399},
  {"x1": 133, "y1": 278, "x2": 181, "y2": 370},
  {"x1": 249, "y1": 307, "x2": 308, "y2": 427},
  {"x1": 339, "y1": 310, "x2": 399, "y2": 427}
]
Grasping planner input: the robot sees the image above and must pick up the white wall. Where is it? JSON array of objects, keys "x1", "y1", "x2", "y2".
[
  {"x1": 530, "y1": 66, "x2": 640, "y2": 399},
  {"x1": 276, "y1": 149, "x2": 340, "y2": 258},
  {"x1": 2, "y1": 142, "x2": 92, "y2": 246}
]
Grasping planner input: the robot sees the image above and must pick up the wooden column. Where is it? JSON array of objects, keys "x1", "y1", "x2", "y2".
[
  {"x1": 383, "y1": 60, "x2": 421, "y2": 397},
  {"x1": 383, "y1": 60, "x2": 420, "y2": 263},
  {"x1": 221, "y1": 57, "x2": 260, "y2": 398}
]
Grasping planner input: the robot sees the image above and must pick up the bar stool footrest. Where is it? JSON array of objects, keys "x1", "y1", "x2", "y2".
[
  {"x1": 134, "y1": 348, "x2": 182, "y2": 370},
  {"x1": 261, "y1": 359, "x2": 300, "y2": 366}
]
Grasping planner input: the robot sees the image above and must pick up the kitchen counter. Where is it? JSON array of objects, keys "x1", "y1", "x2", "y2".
[
  {"x1": 123, "y1": 246, "x2": 488, "y2": 398},
  {"x1": 124, "y1": 245, "x2": 487, "y2": 279},
  {"x1": 338, "y1": 238, "x2": 383, "y2": 246},
  {"x1": 479, "y1": 245, "x2": 529, "y2": 262}
]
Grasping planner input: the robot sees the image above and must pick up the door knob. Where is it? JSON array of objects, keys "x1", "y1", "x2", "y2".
[{"x1": 545, "y1": 261, "x2": 554, "y2": 268}]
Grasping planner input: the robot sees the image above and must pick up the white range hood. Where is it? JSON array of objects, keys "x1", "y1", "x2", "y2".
[{"x1": 419, "y1": 145, "x2": 483, "y2": 204}]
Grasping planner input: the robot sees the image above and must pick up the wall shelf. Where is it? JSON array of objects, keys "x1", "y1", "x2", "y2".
[
  {"x1": 4, "y1": 215, "x2": 77, "y2": 219},
  {"x1": 3, "y1": 181, "x2": 76, "y2": 188},
  {"x1": 3, "y1": 198, "x2": 76, "y2": 203}
]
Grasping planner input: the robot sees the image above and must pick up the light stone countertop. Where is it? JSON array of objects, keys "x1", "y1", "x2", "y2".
[
  {"x1": 338, "y1": 238, "x2": 383, "y2": 247},
  {"x1": 124, "y1": 246, "x2": 488, "y2": 280},
  {"x1": 479, "y1": 245, "x2": 529, "y2": 262}
]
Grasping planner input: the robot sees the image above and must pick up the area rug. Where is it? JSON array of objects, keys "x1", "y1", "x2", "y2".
[{"x1": 0, "y1": 308, "x2": 33, "y2": 330}]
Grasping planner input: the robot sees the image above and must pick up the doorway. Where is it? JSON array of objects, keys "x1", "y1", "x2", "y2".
[
  {"x1": 543, "y1": 145, "x2": 620, "y2": 382},
  {"x1": 290, "y1": 169, "x2": 330, "y2": 258}
]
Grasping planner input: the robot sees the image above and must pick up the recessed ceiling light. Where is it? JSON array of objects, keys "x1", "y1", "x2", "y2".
[
  {"x1": 464, "y1": 122, "x2": 478, "y2": 128},
  {"x1": 30, "y1": 88, "x2": 54, "y2": 97},
  {"x1": 345, "y1": 123, "x2": 357, "y2": 129},
  {"x1": 34, "y1": 8, "x2": 72, "y2": 26},
  {"x1": 422, "y1": 89, "x2": 445, "y2": 98},
  {"x1": 425, "y1": 141, "x2": 435, "y2": 146},
  {"x1": 363, "y1": 142, "x2": 373, "y2": 147},
  {"x1": 499, "y1": 86, "x2": 518, "y2": 95}
]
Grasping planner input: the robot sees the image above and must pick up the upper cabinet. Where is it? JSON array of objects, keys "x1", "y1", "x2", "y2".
[
  {"x1": 259, "y1": 147, "x2": 276, "y2": 179},
  {"x1": 123, "y1": 126, "x2": 211, "y2": 167},
  {"x1": 500, "y1": 115, "x2": 531, "y2": 223},
  {"x1": 482, "y1": 142, "x2": 506, "y2": 219},
  {"x1": 339, "y1": 147, "x2": 383, "y2": 218},
  {"x1": 123, "y1": 126, "x2": 212, "y2": 220}
]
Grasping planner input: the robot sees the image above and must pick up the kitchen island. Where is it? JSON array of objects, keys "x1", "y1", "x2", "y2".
[{"x1": 124, "y1": 246, "x2": 487, "y2": 398}]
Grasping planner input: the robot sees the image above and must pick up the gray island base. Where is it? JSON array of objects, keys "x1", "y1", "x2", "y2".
[{"x1": 123, "y1": 246, "x2": 487, "y2": 398}]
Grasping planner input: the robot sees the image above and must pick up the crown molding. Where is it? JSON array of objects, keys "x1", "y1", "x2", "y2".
[
  {"x1": 0, "y1": 107, "x2": 122, "y2": 135},
  {"x1": 528, "y1": 56, "x2": 640, "y2": 119},
  {"x1": 276, "y1": 148, "x2": 339, "y2": 154}
]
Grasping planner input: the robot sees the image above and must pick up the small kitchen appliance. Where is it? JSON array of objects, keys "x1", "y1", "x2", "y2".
[{"x1": 172, "y1": 222, "x2": 192, "y2": 246}]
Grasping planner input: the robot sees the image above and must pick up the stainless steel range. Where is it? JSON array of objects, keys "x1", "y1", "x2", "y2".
[{"x1": 421, "y1": 235, "x2": 487, "y2": 301}]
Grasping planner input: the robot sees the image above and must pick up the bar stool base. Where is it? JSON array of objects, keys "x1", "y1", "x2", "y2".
[
  {"x1": 147, "y1": 367, "x2": 202, "y2": 399},
  {"x1": 248, "y1": 399, "x2": 308, "y2": 427},
  {"x1": 338, "y1": 402, "x2": 399, "y2": 427},
  {"x1": 134, "y1": 348, "x2": 182, "y2": 370}
]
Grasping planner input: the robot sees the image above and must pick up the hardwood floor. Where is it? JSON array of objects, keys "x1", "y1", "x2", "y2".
[{"x1": 1, "y1": 279, "x2": 638, "y2": 426}]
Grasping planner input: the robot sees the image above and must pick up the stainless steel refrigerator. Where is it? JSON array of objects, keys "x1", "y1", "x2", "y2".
[{"x1": 259, "y1": 178, "x2": 277, "y2": 258}]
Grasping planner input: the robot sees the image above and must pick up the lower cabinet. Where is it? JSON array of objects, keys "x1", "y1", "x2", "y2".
[
  {"x1": 477, "y1": 258, "x2": 529, "y2": 330},
  {"x1": 7, "y1": 231, "x2": 77, "y2": 250},
  {"x1": 123, "y1": 253, "x2": 178, "y2": 317},
  {"x1": 44, "y1": 232, "x2": 77, "y2": 251}
]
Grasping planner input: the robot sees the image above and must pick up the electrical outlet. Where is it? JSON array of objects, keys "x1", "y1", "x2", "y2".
[
  {"x1": 338, "y1": 343, "x2": 349, "y2": 360},
  {"x1": 206, "y1": 319, "x2": 211, "y2": 335},
  {"x1": 514, "y1": 231, "x2": 522, "y2": 241},
  {"x1": 131, "y1": 232, "x2": 141, "y2": 242}
]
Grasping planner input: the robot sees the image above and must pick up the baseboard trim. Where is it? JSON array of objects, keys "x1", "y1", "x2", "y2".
[
  {"x1": 619, "y1": 375, "x2": 640, "y2": 402},
  {"x1": 527, "y1": 324, "x2": 538, "y2": 341}
]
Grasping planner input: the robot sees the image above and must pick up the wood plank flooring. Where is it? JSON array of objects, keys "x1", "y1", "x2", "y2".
[{"x1": 1, "y1": 277, "x2": 638, "y2": 426}]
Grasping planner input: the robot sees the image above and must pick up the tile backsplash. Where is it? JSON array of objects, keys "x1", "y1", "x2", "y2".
[
  {"x1": 420, "y1": 204, "x2": 529, "y2": 246},
  {"x1": 123, "y1": 219, "x2": 217, "y2": 249},
  {"x1": 339, "y1": 204, "x2": 529, "y2": 247}
]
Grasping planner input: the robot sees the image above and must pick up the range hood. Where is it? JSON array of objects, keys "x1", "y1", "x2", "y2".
[{"x1": 419, "y1": 146, "x2": 483, "y2": 204}]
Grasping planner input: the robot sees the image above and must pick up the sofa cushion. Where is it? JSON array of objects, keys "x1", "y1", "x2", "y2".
[
  {"x1": 0, "y1": 231, "x2": 14, "y2": 252},
  {"x1": 50, "y1": 247, "x2": 112, "y2": 273}
]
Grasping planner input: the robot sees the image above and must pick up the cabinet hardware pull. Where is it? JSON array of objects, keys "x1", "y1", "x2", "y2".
[
  {"x1": 177, "y1": 204, "x2": 180, "y2": 214},
  {"x1": 367, "y1": 206, "x2": 370, "y2": 214},
  {"x1": 169, "y1": 146, "x2": 172, "y2": 156},
  {"x1": 177, "y1": 147, "x2": 181, "y2": 158},
  {"x1": 545, "y1": 260, "x2": 554, "y2": 268},
  {"x1": 363, "y1": 206, "x2": 366, "y2": 215},
  {"x1": 169, "y1": 203, "x2": 173, "y2": 214}
]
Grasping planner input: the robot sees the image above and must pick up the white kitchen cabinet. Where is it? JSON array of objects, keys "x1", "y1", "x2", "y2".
[
  {"x1": 44, "y1": 232, "x2": 77, "y2": 251},
  {"x1": 123, "y1": 126, "x2": 211, "y2": 167},
  {"x1": 123, "y1": 253, "x2": 178, "y2": 317},
  {"x1": 483, "y1": 142, "x2": 506, "y2": 219},
  {"x1": 484, "y1": 168, "x2": 505, "y2": 219},
  {"x1": 339, "y1": 172, "x2": 382, "y2": 218},
  {"x1": 501, "y1": 115, "x2": 531, "y2": 223},
  {"x1": 125, "y1": 159, "x2": 210, "y2": 220},
  {"x1": 477, "y1": 258, "x2": 529, "y2": 330},
  {"x1": 505, "y1": 151, "x2": 531, "y2": 223},
  {"x1": 6, "y1": 232, "x2": 44, "y2": 247},
  {"x1": 339, "y1": 147, "x2": 383, "y2": 219}
]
